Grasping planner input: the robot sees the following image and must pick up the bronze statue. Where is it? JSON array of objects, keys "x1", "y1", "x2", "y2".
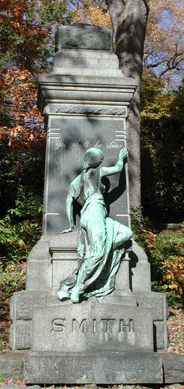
[{"x1": 58, "y1": 148, "x2": 133, "y2": 303}]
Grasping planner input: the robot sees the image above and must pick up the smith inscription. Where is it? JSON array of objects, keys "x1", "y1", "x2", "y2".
[
  {"x1": 32, "y1": 304, "x2": 154, "y2": 352},
  {"x1": 51, "y1": 318, "x2": 134, "y2": 334}
]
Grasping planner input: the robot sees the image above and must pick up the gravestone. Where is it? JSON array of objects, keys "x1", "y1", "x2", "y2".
[{"x1": 9, "y1": 25, "x2": 168, "y2": 384}]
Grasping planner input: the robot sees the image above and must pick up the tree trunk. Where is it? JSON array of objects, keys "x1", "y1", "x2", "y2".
[{"x1": 107, "y1": 0, "x2": 149, "y2": 213}]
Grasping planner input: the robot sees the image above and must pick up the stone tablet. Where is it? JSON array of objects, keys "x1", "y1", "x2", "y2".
[
  {"x1": 31, "y1": 299, "x2": 154, "y2": 353},
  {"x1": 44, "y1": 117, "x2": 130, "y2": 234},
  {"x1": 55, "y1": 24, "x2": 113, "y2": 51}
]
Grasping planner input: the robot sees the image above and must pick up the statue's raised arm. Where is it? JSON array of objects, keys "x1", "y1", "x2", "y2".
[{"x1": 100, "y1": 148, "x2": 128, "y2": 178}]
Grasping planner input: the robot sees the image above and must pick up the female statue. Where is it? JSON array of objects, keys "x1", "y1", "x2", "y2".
[{"x1": 58, "y1": 148, "x2": 133, "y2": 303}]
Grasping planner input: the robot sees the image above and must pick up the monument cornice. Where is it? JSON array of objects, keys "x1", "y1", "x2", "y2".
[{"x1": 38, "y1": 73, "x2": 137, "y2": 114}]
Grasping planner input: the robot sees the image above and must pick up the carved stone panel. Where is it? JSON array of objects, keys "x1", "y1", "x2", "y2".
[
  {"x1": 43, "y1": 116, "x2": 130, "y2": 233},
  {"x1": 32, "y1": 299, "x2": 153, "y2": 352}
]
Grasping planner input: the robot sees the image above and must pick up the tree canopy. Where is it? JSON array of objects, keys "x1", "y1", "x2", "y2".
[{"x1": 144, "y1": 0, "x2": 184, "y2": 84}]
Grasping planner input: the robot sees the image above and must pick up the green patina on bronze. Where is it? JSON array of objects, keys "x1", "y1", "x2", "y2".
[{"x1": 58, "y1": 148, "x2": 133, "y2": 303}]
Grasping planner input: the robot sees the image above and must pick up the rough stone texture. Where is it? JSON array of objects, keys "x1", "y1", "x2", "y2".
[
  {"x1": 55, "y1": 24, "x2": 113, "y2": 51},
  {"x1": 9, "y1": 291, "x2": 50, "y2": 350},
  {"x1": 159, "y1": 352, "x2": 184, "y2": 384},
  {"x1": 25, "y1": 351, "x2": 163, "y2": 384},
  {"x1": 54, "y1": 49, "x2": 118, "y2": 69},
  {"x1": 0, "y1": 352, "x2": 25, "y2": 381},
  {"x1": 44, "y1": 103, "x2": 128, "y2": 116},
  {"x1": 129, "y1": 240, "x2": 151, "y2": 291},
  {"x1": 1, "y1": 351, "x2": 184, "y2": 385},
  {"x1": 133, "y1": 291, "x2": 169, "y2": 351}
]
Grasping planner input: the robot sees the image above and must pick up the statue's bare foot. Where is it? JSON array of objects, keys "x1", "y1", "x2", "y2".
[
  {"x1": 57, "y1": 290, "x2": 69, "y2": 301},
  {"x1": 70, "y1": 286, "x2": 81, "y2": 303}
]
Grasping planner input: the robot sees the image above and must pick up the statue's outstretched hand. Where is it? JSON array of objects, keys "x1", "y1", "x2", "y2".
[{"x1": 119, "y1": 148, "x2": 128, "y2": 160}]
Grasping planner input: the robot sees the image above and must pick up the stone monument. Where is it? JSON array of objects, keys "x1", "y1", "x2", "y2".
[{"x1": 9, "y1": 24, "x2": 169, "y2": 384}]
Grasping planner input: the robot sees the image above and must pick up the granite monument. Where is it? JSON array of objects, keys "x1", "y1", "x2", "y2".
[{"x1": 9, "y1": 24, "x2": 169, "y2": 385}]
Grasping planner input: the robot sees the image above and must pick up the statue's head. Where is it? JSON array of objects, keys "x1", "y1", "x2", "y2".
[{"x1": 83, "y1": 148, "x2": 104, "y2": 169}]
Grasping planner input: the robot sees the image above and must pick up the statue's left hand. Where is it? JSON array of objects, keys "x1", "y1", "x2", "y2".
[{"x1": 119, "y1": 148, "x2": 128, "y2": 160}]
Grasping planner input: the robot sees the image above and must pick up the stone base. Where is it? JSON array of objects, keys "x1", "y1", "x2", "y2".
[
  {"x1": 9, "y1": 289, "x2": 169, "y2": 352},
  {"x1": 25, "y1": 351, "x2": 163, "y2": 384},
  {"x1": 159, "y1": 352, "x2": 184, "y2": 384},
  {"x1": 0, "y1": 352, "x2": 25, "y2": 382},
  {"x1": 2, "y1": 351, "x2": 184, "y2": 384}
]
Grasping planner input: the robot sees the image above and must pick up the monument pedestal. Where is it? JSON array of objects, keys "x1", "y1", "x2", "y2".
[
  {"x1": 9, "y1": 233, "x2": 168, "y2": 384},
  {"x1": 9, "y1": 25, "x2": 169, "y2": 384},
  {"x1": 25, "y1": 351, "x2": 163, "y2": 384}
]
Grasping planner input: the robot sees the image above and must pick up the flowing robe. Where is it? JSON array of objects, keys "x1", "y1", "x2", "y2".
[{"x1": 58, "y1": 167, "x2": 132, "y2": 298}]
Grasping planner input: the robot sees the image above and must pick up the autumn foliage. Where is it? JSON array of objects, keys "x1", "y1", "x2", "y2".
[
  {"x1": 0, "y1": 0, "x2": 74, "y2": 150},
  {"x1": 73, "y1": 0, "x2": 111, "y2": 27},
  {"x1": 145, "y1": 0, "x2": 184, "y2": 82},
  {"x1": 0, "y1": 68, "x2": 45, "y2": 148},
  {"x1": 0, "y1": 0, "x2": 48, "y2": 71}
]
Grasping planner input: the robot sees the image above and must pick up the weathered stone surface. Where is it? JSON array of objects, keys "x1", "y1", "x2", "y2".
[
  {"x1": 44, "y1": 103, "x2": 128, "y2": 117},
  {"x1": 32, "y1": 298, "x2": 154, "y2": 353},
  {"x1": 0, "y1": 352, "x2": 25, "y2": 381},
  {"x1": 129, "y1": 240, "x2": 151, "y2": 291},
  {"x1": 9, "y1": 291, "x2": 49, "y2": 350},
  {"x1": 54, "y1": 49, "x2": 118, "y2": 70},
  {"x1": 9, "y1": 321, "x2": 31, "y2": 350},
  {"x1": 10, "y1": 291, "x2": 48, "y2": 321},
  {"x1": 37, "y1": 73, "x2": 137, "y2": 114},
  {"x1": 134, "y1": 290, "x2": 169, "y2": 321},
  {"x1": 133, "y1": 291, "x2": 169, "y2": 351},
  {"x1": 55, "y1": 24, "x2": 113, "y2": 51},
  {"x1": 154, "y1": 320, "x2": 169, "y2": 351},
  {"x1": 1, "y1": 351, "x2": 184, "y2": 384},
  {"x1": 9, "y1": 290, "x2": 169, "y2": 354},
  {"x1": 159, "y1": 352, "x2": 184, "y2": 384},
  {"x1": 26, "y1": 260, "x2": 52, "y2": 290},
  {"x1": 25, "y1": 351, "x2": 163, "y2": 384}
]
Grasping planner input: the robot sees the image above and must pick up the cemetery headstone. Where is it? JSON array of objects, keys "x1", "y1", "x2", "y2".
[{"x1": 9, "y1": 24, "x2": 168, "y2": 385}]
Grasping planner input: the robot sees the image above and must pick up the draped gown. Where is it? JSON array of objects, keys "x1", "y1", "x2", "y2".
[{"x1": 58, "y1": 166, "x2": 133, "y2": 299}]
